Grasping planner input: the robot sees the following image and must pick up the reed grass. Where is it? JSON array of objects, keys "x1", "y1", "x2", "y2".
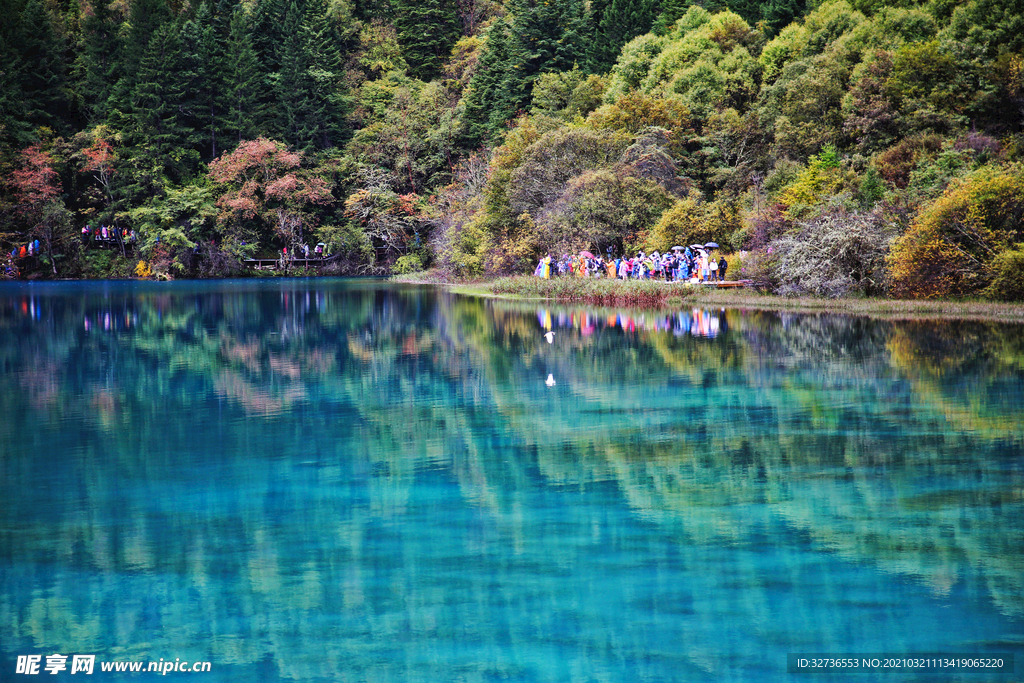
[{"x1": 394, "y1": 272, "x2": 1024, "y2": 322}]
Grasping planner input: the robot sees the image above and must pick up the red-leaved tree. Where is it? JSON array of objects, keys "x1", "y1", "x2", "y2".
[
  {"x1": 208, "y1": 138, "x2": 333, "y2": 259},
  {"x1": 78, "y1": 131, "x2": 127, "y2": 256},
  {"x1": 9, "y1": 145, "x2": 74, "y2": 274},
  {"x1": 81, "y1": 134, "x2": 116, "y2": 210}
]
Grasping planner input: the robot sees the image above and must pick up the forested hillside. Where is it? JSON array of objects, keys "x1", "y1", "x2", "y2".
[{"x1": 1, "y1": 0, "x2": 1022, "y2": 298}]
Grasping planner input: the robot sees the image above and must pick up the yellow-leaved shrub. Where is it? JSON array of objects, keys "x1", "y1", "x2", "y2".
[
  {"x1": 888, "y1": 164, "x2": 1024, "y2": 298},
  {"x1": 644, "y1": 192, "x2": 741, "y2": 252}
]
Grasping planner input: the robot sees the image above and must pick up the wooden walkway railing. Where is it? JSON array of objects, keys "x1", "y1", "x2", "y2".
[{"x1": 242, "y1": 258, "x2": 332, "y2": 270}]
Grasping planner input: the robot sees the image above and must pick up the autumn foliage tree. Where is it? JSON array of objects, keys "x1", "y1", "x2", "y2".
[
  {"x1": 11, "y1": 145, "x2": 59, "y2": 209},
  {"x1": 9, "y1": 144, "x2": 74, "y2": 274},
  {"x1": 76, "y1": 129, "x2": 127, "y2": 255},
  {"x1": 81, "y1": 134, "x2": 117, "y2": 211},
  {"x1": 343, "y1": 167, "x2": 429, "y2": 266},
  {"x1": 3, "y1": 0, "x2": 1024, "y2": 290},
  {"x1": 644, "y1": 190, "x2": 741, "y2": 253},
  {"x1": 888, "y1": 165, "x2": 1024, "y2": 298},
  {"x1": 538, "y1": 168, "x2": 672, "y2": 256},
  {"x1": 208, "y1": 138, "x2": 334, "y2": 257}
]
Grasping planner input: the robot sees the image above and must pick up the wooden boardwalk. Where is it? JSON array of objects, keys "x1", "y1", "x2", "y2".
[{"x1": 243, "y1": 258, "x2": 332, "y2": 270}]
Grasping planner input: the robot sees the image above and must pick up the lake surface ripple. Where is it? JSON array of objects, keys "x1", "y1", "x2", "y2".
[{"x1": 1, "y1": 279, "x2": 1022, "y2": 682}]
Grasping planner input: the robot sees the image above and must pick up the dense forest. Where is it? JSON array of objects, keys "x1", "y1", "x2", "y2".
[{"x1": 1, "y1": 0, "x2": 1022, "y2": 298}]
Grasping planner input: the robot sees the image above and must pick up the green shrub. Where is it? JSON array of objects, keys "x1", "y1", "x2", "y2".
[
  {"x1": 775, "y1": 147, "x2": 857, "y2": 218},
  {"x1": 540, "y1": 170, "x2": 673, "y2": 256},
  {"x1": 858, "y1": 165, "x2": 886, "y2": 206},
  {"x1": 532, "y1": 67, "x2": 606, "y2": 120},
  {"x1": 737, "y1": 248, "x2": 780, "y2": 292},
  {"x1": 586, "y1": 91, "x2": 691, "y2": 135},
  {"x1": 392, "y1": 253, "x2": 425, "y2": 275},
  {"x1": 81, "y1": 249, "x2": 135, "y2": 279},
  {"x1": 603, "y1": 33, "x2": 669, "y2": 101}
]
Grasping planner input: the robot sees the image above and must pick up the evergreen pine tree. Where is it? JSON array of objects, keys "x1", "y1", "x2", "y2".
[
  {"x1": 491, "y1": 0, "x2": 538, "y2": 127},
  {"x1": 0, "y1": 0, "x2": 32, "y2": 150},
  {"x1": 248, "y1": 0, "x2": 286, "y2": 140},
  {"x1": 106, "y1": 0, "x2": 173, "y2": 130},
  {"x1": 500, "y1": 0, "x2": 584, "y2": 121},
  {"x1": 352, "y1": 0, "x2": 392, "y2": 21},
  {"x1": 392, "y1": 0, "x2": 459, "y2": 81},
  {"x1": 461, "y1": 16, "x2": 510, "y2": 147},
  {"x1": 75, "y1": 0, "x2": 122, "y2": 122},
  {"x1": 17, "y1": 0, "x2": 73, "y2": 134},
  {"x1": 651, "y1": 0, "x2": 687, "y2": 35},
  {"x1": 250, "y1": 0, "x2": 285, "y2": 75},
  {"x1": 124, "y1": 0, "x2": 174, "y2": 72},
  {"x1": 127, "y1": 21, "x2": 198, "y2": 182},
  {"x1": 586, "y1": 0, "x2": 656, "y2": 75},
  {"x1": 223, "y1": 6, "x2": 267, "y2": 144},
  {"x1": 275, "y1": 0, "x2": 351, "y2": 151},
  {"x1": 275, "y1": 0, "x2": 308, "y2": 145},
  {"x1": 760, "y1": 0, "x2": 807, "y2": 35},
  {"x1": 556, "y1": 0, "x2": 588, "y2": 70},
  {"x1": 585, "y1": 0, "x2": 611, "y2": 67},
  {"x1": 462, "y1": 0, "x2": 586, "y2": 145},
  {"x1": 588, "y1": 0, "x2": 613, "y2": 31},
  {"x1": 302, "y1": 0, "x2": 351, "y2": 148},
  {"x1": 180, "y1": 1, "x2": 227, "y2": 160}
]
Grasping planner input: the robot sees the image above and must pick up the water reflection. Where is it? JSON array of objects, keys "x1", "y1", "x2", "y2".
[
  {"x1": 1, "y1": 280, "x2": 1022, "y2": 682},
  {"x1": 537, "y1": 305, "x2": 727, "y2": 338}
]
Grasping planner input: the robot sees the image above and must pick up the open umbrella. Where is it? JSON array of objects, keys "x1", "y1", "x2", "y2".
[
  {"x1": 690, "y1": 244, "x2": 704, "y2": 250},
  {"x1": 672, "y1": 245, "x2": 685, "y2": 251},
  {"x1": 704, "y1": 242, "x2": 719, "y2": 249},
  {"x1": 579, "y1": 250, "x2": 595, "y2": 258}
]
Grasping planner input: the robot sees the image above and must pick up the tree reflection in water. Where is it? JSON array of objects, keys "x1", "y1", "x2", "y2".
[{"x1": 1, "y1": 280, "x2": 1021, "y2": 681}]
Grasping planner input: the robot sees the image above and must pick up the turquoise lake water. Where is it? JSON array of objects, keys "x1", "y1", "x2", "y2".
[{"x1": 1, "y1": 278, "x2": 1022, "y2": 682}]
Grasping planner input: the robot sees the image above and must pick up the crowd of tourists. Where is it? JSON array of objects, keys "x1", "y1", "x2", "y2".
[
  {"x1": 5, "y1": 239, "x2": 44, "y2": 277},
  {"x1": 3, "y1": 225, "x2": 139, "y2": 278},
  {"x1": 534, "y1": 246, "x2": 728, "y2": 283},
  {"x1": 81, "y1": 224, "x2": 137, "y2": 246},
  {"x1": 281, "y1": 243, "x2": 329, "y2": 260},
  {"x1": 8, "y1": 240, "x2": 41, "y2": 262}
]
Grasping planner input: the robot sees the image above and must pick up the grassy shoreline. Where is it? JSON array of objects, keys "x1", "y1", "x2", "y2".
[{"x1": 395, "y1": 272, "x2": 1024, "y2": 323}]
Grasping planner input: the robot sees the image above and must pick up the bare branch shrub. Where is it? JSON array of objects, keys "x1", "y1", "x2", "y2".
[{"x1": 773, "y1": 207, "x2": 898, "y2": 298}]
